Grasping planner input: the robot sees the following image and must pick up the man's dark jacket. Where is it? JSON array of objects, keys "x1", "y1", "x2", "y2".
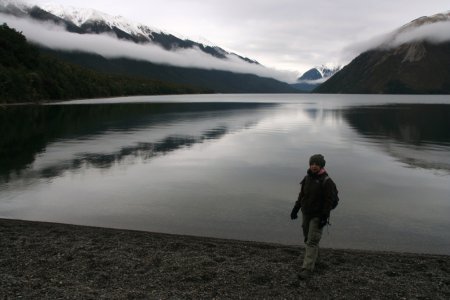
[{"x1": 294, "y1": 169, "x2": 334, "y2": 218}]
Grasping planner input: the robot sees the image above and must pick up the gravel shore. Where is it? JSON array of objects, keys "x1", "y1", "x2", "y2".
[{"x1": 1, "y1": 218, "x2": 449, "y2": 299}]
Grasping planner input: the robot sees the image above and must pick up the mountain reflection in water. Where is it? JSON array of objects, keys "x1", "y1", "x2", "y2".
[
  {"x1": 0, "y1": 102, "x2": 276, "y2": 183},
  {"x1": 343, "y1": 104, "x2": 450, "y2": 174}
]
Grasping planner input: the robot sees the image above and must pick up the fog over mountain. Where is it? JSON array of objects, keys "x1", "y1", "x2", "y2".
[
  {"x1": 315, "y1": 11, "x2": 450, "y2": 94},
  {"x1": 342, "y1": 12, "x2": 450, "y2": 62},
  {"x1": 0, "y1": 1, "x2": 298, "y2": 83}
]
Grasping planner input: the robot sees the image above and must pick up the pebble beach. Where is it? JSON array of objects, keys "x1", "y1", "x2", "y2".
[{"x1": 1, "y1": 218, "x2": 449, "y2": 299}]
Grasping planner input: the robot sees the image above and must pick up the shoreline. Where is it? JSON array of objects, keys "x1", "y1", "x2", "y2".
[{"x1": 1, "y1": 218, "x2": 449, "y2": 299}]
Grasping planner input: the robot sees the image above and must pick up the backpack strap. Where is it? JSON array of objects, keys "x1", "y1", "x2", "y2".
[
  {"x1": 319, "y1": 175, "x2": 332, "y2": 215},
  {"x1": 321, "y1": 175, "x2": 330, "y2": 185}
]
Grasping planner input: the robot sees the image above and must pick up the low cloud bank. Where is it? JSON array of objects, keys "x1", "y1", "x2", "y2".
[
  {"x1": 342, "y1": 20, "x2": 450, "y2": 62},
  {"x1": 1, "y1": 14, "x2": 298, "y2": 83},
  {"x1": 297, "y1": 77, "x2": 329, "y2": 85},
  {"x1": 386, "y1": 21, "x2": 450, "y2": 48}
]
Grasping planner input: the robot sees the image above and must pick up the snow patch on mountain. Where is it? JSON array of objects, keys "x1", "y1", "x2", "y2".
[
  {"x1": 316, "y1": 65, "x2": 341, "y2": 79},
  {"x1": 40, "y1": 3, "x2": 164, "y2": 37},
  {"x1": 297, "y1": 65, "x2": 341, "y2": 83}
]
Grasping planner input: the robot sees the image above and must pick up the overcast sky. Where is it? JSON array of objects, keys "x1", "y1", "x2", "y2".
[{"x1": 22, "y1": 0, "x2": 450, "y2": 77}]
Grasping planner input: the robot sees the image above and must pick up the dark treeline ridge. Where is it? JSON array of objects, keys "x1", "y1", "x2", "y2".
[
  {"x1": 45, "y1": 49, "x2": 299, "y2": 94},
  {"x1": 0, "y1": 23, "x2": 210, "y2": 104}
]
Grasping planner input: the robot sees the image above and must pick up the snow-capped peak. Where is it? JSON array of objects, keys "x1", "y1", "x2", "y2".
[
  {"x1": 316, "y1": 65, "x2": 341, "y2": 78},
  {"x1": 296, "y1": 64, "x2": 341, "y2": 83},
  {"x1": 40, "y1": 3, "x2": 163, "y2": 37},
  {"x1": 40, "y1": 4, "x2": 104, "y2": 26},
  {"x1": 34, "y1": 2, "x2": 226, "y2": 46}
]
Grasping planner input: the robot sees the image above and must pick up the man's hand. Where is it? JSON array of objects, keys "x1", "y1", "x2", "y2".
[
  {"x1": 290, "y1": 211, "x2": 298, "y2": 220},
  {"x1": 290, "y1": 204, "x2": 300, "y2": 220}
]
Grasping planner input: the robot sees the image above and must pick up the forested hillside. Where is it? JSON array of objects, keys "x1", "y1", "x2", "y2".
[
  {"x1": 314, "y1": 41, "x2": 450, "y2": 94},
  {"x1": 43, "y1": 49, "x2": 297, "y2": 94},
  {"x1": 0, "y1": 23, "x2": 208, "y2": 103}
]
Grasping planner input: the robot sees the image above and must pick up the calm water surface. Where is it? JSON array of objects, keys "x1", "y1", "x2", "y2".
[{"x1": 1, "y1": 94, "x2": 449, "y2": 254}]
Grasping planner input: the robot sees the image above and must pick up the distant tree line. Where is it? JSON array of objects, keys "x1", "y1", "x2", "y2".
[{"x1": 0, "y1": 23, "x2": 209, "y2": 104}]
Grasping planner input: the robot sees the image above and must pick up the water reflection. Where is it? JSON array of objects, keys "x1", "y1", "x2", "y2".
[
  {"x1": 0, "y1": 103, "x2": 275, "y2": 183},
  {"x1": 344, "y1": 104, "x2": 450, "y2": 145},
  {"x1": 1, "y1": 97, "x2": 449, "y2": 255},
  {"x1": 343, "y1": 104, "x2": 450, "y2": 173},
  {"x1": 40, "y1": 128, "x2": 230, "y2": 177}
]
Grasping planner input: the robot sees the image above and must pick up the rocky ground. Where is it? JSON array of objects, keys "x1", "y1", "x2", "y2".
[{"x1": 1, "y1": 218, "x2": 449, "y2": 299}]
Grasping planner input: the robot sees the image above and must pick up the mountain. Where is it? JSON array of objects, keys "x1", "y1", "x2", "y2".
[
  {"x1": 315, "y1": 11, "x2": 450, "y2": 94},
  {"x1": 291, "y1": 66, "x2": 341, "y2": 92},
  {"x1": 298, "y1": 68, "x2": 322, "y2": 81},
  {"x1": 1, "y1": 1, "x2": 297, "y2": 94}
]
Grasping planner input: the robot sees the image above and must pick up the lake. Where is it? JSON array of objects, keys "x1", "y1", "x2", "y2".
[{"x1": 1, "y1": 94, "x2": 449, "y2": 255}]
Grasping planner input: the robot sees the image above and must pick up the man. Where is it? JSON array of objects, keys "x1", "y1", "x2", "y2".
[{"x1": 290, "y1": 154, "x2": 334, "y2": 280}]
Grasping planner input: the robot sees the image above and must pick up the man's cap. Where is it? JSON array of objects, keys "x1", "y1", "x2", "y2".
[{"x1": 309, "y1": 154, "x2": 326, "y2": 167}]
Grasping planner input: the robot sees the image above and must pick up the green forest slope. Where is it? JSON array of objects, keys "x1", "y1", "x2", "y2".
[{"x1": 0, "y1": 23, "x2": 209, "y2": 104}]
